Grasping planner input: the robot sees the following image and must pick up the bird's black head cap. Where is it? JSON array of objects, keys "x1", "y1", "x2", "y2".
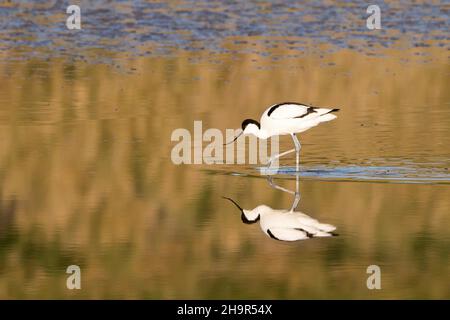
[
  {"x1": 241, "y1": 119, "x2": 260, "y2": 131},
  {"x1": 241, "y1": 212, "x2": 260, "y2": 224}
]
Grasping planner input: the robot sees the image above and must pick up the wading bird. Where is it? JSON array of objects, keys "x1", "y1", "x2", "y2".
[
  {"x1": 223, "y1": 177, "x2": 337, "y2": 242},
  {"x1": 225, "y1": 102, "x2": 339, "y2": 171}
]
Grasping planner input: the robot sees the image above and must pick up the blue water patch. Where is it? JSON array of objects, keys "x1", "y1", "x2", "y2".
[
  {"x1": 0, "y1": 1, "x2": 448, "y2": 62},
  {"x1": 257, "y1": 165, "x2": 450, "y2": 184}
]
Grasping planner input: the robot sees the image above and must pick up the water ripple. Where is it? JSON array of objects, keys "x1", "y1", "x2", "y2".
[{"x1": 204, "y1": 165, "x2": 450, "y2": 185}]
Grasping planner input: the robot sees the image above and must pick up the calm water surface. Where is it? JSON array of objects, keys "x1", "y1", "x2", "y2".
[{"x1": 0, "y1": 1, "x2": 449, "y2": 299}]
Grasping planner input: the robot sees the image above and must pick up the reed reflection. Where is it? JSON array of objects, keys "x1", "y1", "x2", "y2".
[{"x1": 223, "y1": 177, "x2": 337, "y2": 242}]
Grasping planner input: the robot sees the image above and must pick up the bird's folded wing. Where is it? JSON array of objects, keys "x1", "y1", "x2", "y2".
[
  {"x1": 297, "y1": 216, "x2": 337, "y2": 233},
  {"x1": 267, "y1": 227, "x2": 310, "y2": 241},
  {"x1": 268, "y1": 103, "x2": 332, "y2": 120},
  {"x1": 267, "y1": 103, "x2": 310, "y2": 119}
]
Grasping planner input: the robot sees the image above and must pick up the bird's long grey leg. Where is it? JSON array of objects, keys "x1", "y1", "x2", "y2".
[
  {"x1": 267, "y1": 176, "x2": 295, "y2": 195},
  {"x1": 267, "y1": 176, "x2": 301, "y2": 212},
  {"x1": 290, "y1": 193, "x2": 301, "y2": 212},
  {"x1": 291, "y1": 133, "x2": 301, "y2": 172},
  {"x1": 290, "y1": 175, "x2": 301, "y2": 211},
  {"x1": 266, "y1": 148, "x2": 296, "y2": 167}
]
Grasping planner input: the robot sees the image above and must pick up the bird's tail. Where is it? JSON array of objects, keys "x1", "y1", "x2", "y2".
[
  {"x1": 297, "y1": 221, "x2": 337, "y2": 238},
  {"x1": 319, "y1": 113, "x2": 337, "y2": 122},
  {"x1": 319, "y1": 108, "x2": 339, "y2": 121}
]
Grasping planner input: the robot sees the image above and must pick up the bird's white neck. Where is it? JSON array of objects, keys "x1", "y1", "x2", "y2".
[
  {"x1": 242, "y1": 122, "x2": 269, "y2": 139},
  {"x1": 253, "y1": 128, "x2": 269, "y2": 139}
]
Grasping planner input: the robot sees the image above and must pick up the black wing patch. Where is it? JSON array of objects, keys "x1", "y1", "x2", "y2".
[
  {"x1": 294, "y1": 107, "x2": 339, "y2": 118},
  {"x1": 294, "y1": 106, "x2": 318, "y2": 118},
  {"x1": 267, "y1": 102, "x2": 309, "y2": 117},
  {"x1": 267, "y1": 229, "x2": 281, "y2": 241},
  {"x1": 268, "y1": 103, "x2": 340, "y2": 119},
  {"x1": 294, "y1": 228, "x2": 313, "y2": 238}
]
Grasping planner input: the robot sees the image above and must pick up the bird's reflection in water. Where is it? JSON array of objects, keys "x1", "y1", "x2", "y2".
[{"x1": 223, "y1": 177, "x2": 337, "y2": 242}]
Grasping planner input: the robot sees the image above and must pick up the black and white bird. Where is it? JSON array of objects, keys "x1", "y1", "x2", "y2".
[
  {"x1": 223, "y1": 197, "x2": 337, "y2": 242},
  {"x1": 226, "y1": 102, "x2": 339, "y2": 170},
  {"x1": 223, "y1": 176, "x2": 337, "y2": 242}
]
